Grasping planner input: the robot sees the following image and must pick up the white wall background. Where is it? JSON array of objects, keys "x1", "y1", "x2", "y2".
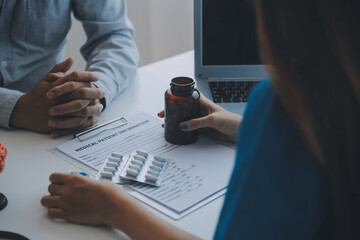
[{"x1": 66, "y1": 0, "x2": 194, "y2": 70}]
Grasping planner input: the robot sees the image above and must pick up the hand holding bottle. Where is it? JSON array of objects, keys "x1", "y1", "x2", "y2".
[{"x1": 159, "y1": 92, "x2": 242, "y2": 143}]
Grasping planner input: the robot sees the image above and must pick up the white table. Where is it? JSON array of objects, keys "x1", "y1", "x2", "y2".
[{"x1": 0, "y1": 51, "x2": 228, "y2": 240}]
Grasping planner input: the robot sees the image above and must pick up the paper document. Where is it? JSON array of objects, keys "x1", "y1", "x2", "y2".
[
  {"x1": 130, "y1": 136, "x2": 235, "y2": 214},
  {"x1": 56, "y1": 112, "x2": 236, "y2": 219},
  {"x1": 57, "y1": 112, "x2": 168, "y2": 170}
]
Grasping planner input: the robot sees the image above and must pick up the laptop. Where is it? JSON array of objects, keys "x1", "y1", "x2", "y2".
[{"x1": 194, "y1": 0, "x2": 267, "y2": 115}]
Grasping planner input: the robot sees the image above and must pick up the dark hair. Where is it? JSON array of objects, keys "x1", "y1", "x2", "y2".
[{"x1": 256, "y1": 0, "x2": 360, "y2": 238}]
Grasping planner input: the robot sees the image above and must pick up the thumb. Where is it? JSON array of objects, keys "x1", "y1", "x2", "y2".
[
  {"x1": 179, "y1": 115, "x2": 213, "y2": 131},
  {"x1": 49, "y1": 58, "x2": 74, "y2": 74}
]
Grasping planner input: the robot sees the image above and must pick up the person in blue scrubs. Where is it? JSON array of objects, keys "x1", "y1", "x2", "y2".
[{"x1": 41, "y1": 0, "x2": 360, "y2": 239}]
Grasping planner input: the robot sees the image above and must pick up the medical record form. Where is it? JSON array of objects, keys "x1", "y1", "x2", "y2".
[{"x1": 56, "y1": 112, "x2": 236, "y2": 219}]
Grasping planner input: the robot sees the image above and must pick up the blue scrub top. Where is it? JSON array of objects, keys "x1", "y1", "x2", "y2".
[{"x1": 214, "y1": 80, "x2": 327, "y2": 239}]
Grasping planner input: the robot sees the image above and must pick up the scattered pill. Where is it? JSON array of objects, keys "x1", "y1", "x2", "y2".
[
  {"x1": 100, "y1": 171, "x2": 113, "y2": 178},
  {"x1": 111, "y1": 152, "x2": 123, "y2": 159},
  {"x1": 134, "y1": 155, "x2": 146, "y2": 162},
  {"x1": 126, "y1": 169, "x2": 139, "y2": 177},
  {"x1": 150, "y1": 165, "x2": 162, "y2": 172},
  {"x1": 136, "y1": 150, "x2": 148, "y2": 158},
  {"x1": 145, "y1": 174, "x2": 158, "y2": 182},
  {"x1": 153, "y1": 156, "x2": 166, "y2": 163},
  {"x1": 108, "y1": 156, "x2": 122, "y2": 163}
]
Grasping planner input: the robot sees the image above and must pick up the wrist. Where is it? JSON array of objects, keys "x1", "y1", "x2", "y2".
[
  {"x1": 107, "y1": 191, "x2": 159, "y2": 238},
  {"x1": 223, "y1": 112, "x2": 242, "y2": 142},
  {"x1": 106, "y1": 189, "x2": 133, "y2": 229},
  {"x1": 9, "y1": 94, "x2": 29, "y2": 129},
  {"x1": 106, "y1": 188, "x2": 198, "y2": 240}
]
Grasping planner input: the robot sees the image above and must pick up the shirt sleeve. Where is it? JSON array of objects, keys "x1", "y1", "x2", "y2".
[
  {"x1": 71, "y1": 0, "x2": 139, "y2": 106},
  {"x1": 0, "y1": 88, "x2": 24, "y2": 128},
  {"x1": 214, "y1": 80, "x2": 325, "y2": 240}
]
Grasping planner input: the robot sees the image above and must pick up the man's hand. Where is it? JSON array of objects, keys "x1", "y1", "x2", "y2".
[
  {"x1": 9, "y1": 58, "x2": 74, "y2": 133},
  {"x1": 10, "y1": 58, "x2": 105, "y2": 137},
  {"x1": 46, "y1": 71, "x2": 105, "y2": 138}
]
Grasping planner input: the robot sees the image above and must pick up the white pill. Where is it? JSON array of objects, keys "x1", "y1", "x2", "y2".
[
  {"x1": 134, "y1": 155, "x2": 146, "y2": 162},
  {"x1": 100, "y1": 171, "x2": 113, "y2": 178},
  {"x1": 111, "y1": 152, "x2": 123, "y2": 159},
  {"x1": 150, "y1": 165, "x2": 162, "y2": 172},
  {"x1": 147, "y1": 170, "x2": 160, "y2": 177},
  {"x1": 153, "y1": 156, "x2": 166, "y2": 163},
  {"x1": 136, "y1": 150, "x2": 148, "y2": 158},
  {"x1": 109, "y1": 157, "x2": 122, "y2": 163},
  {"x1": 145, "y1": 174, "x2": 158, "y2": 182},
  {"x1": 106, "y1": 162, "x2": 118, "y2": 168},
  {"x1": 131, "y1": 160, "x2": 144, "y2": 167},
  {"x1": 129, "y1": 165, "x2": 141, "y2": 172},
  {"x1": 126, "y1": 169, "x2": 139, "y2": 177},
  {"x1": 152, "y1": 161, "x2": 164, "y2": 168},
  {"x1": 103, "y1": 167, "x2": 116, "y2": 173}
]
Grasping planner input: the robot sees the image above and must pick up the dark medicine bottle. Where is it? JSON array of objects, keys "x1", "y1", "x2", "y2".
[{"x1": 165, "y1": 77, "x2": 201, "y2": 145}]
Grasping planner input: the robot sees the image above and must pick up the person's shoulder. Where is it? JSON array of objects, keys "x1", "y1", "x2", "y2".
[
  {"x1": 237, "y1": 77, "x2": 313, "y2": 163},
  {"x1": 240, "y1": 78, "x2": 282, "y2": 133},
  {"x1": 244, "y1": 78, "x2": 276, "y2": 116},
  {"x1": 251, "y1": 77, "x2": 273, "y2": 97}
]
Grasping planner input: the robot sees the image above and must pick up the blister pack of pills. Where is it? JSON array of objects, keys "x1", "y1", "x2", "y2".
[{"x1": 96, "y1": 149, "x2": 168, "y2": 187}]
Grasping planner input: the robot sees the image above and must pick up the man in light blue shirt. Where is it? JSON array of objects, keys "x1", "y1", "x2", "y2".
[{"x1": 0, "y1": 0, "x2": 139, "y2": 137}]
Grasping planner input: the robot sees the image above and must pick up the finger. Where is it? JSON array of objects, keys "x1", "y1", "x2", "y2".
[
  {"x1": 58, "y1": 88, "x2": 105, "y2": 102},
  {"x1": 50, "y1": 117, "x2": 99, "y2": 138},
  {"x1": 49, "y1": 173, "x2": 68, "y2": 184},
  {"x1": 49, "y1": 99, "x2": 91, "y2": 116},
  {"x1": 41, "y1": 195, "x2": 63, "y2": 208},
  {"x1": 48, "y1": 116, "x2": 88, "y2": 129},
  {"x1": 179, "y1": 115, "x2": 215, "y2": 131},
  {"x1": 48, "y1": 208, "x2": 66, "y2": 220},
  {"x1": 49, "y1": 58, "x2": 74, "y2": 74},
  {"x1": 70, "y1": 104, "x2": 103, "y2": 118},
  {"x1": 48, "y1": 184, "x2": 64, "y2": 196},
  {"x1": 157, "y1": 110, "x2": 164, "y2": 118},
  {"x1": 79, "y1": 116, "x2": 99, "y2": 129},
  {"x1": 46, "y1": 81, "x2": 91, "y2": 99},
  {"x1": 43, "y1": 72, "x2": 66, "y2": 82},
  {"x1": 56, "y1": 71, "x2": 99, "y2": 85},
  {"x1": 51, "y1": 128, "x2": 76, "y2": 139}
]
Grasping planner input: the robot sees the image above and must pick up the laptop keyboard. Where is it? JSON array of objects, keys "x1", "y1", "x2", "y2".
[{"x1": 209, "y1": 81, "x2": 261, "y2": 103}]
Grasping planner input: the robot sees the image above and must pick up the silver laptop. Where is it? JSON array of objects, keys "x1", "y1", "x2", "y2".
[{"x1": 194, "y1": 0, "x2": 267, "y2": 115}]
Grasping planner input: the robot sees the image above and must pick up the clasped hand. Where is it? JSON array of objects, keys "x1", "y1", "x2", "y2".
[{"x1": 10, "y1": 58, "x2": 105, "y2": 138}]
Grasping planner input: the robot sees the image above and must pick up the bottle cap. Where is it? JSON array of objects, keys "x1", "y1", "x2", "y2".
[{"x1": 170, "y1": 77, "x2": 195, "y2": 96}]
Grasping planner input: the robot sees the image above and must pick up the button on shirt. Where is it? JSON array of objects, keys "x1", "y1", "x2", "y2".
[{"x1": 0, "y1": 0, "x2": 139, "y2": 128}]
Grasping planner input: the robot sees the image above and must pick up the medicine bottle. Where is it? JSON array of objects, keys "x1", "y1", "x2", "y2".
[{"x1": 164, "y1": 77, "x2": 201, "y2": 145}]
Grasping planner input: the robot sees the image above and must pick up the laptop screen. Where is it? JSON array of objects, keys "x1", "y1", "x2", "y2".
[{"x1": 202, "y1": 0, "x2": 260, "y2": 66}]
